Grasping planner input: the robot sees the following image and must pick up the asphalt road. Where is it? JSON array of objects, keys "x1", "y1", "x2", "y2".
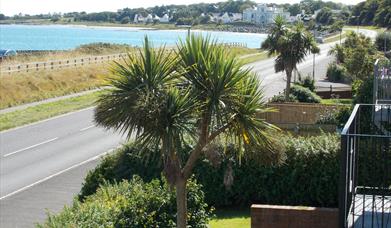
[{"x1": 0, "y1": 29, "x2": 377, "y2": 228}]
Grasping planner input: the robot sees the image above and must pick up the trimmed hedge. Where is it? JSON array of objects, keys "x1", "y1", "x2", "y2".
[
  {"x1": 290, "y1": 85, "x2": 321, "y2": 103},
  {"x1": 270, "y1": 85, "x2": 321, "y2": 103},
  {"x1": 79, "y1": 133, "x2": 340, "y2": 208},
  {"x1": 41, "y1": 176, "x2": 212, "y2": 227}
]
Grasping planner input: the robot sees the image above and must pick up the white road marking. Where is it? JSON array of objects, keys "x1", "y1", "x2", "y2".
[
  {"x1": 0, "y1": 149, "x2": 114, "y2": 200},
  {"x1": 3, "y1": 137, "x2": 59, "y2": 158},
  {"x1": 80, "y1": 125, "x2": 95, "y2": 132}
]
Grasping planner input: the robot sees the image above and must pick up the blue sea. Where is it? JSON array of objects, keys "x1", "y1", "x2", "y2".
[{"x1": 0, "y1": 24, "x2": 267, "y2": 50}]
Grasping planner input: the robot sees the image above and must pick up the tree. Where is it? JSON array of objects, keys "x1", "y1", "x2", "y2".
[
  {"x1": 94, "y1": 36, "x2": 278, "y2": 228},
  {"x1": 375, "y1": 32, "x2": 391, "y2": 52},
  {"x1": 262, "y1": 16, "x2": 319, "y2": 100},
  {"x1": 328, "y1": 44, "x2": 345, "y2": 64},
  {"x1": 315, "y1": 7, "x2": 334, "y2": 25},
  {"x1": 120, "y1": 16, "x2": 130, "y2": 24}
]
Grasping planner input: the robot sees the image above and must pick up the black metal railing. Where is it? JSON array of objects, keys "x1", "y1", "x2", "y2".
[
  {"x1": 340, "y1": 104, "x2": 391, "y2": 228},
  {"x1": 374, "y1": 60, "x2": 391, "y2": 105}
]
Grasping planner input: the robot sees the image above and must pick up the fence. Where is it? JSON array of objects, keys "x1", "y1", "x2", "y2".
[
  {"x1": 374, "y1": 59, "x2": 391, "y2": 104},
  {"x1": 0, "y1": 53, "x2": 127, "y2": 74},
  {"x1": 222, "y1": 42, "x2": 247, "y2": 48},
  {"x1": 339, "y1": 104, "x2": 391, "y2": 228}
]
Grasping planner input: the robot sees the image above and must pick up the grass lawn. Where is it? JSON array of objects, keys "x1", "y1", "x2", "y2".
[
  {"x1": 344, "y1": 25, "x2": 386, "y2": 33},
  {"x1": 0, "y1": 91, "x2": 102, "y2": 131},
  {"x1": 321, "y1": 98, "x2": 352, "y2": 105},
  {"x1": 209, "y1": 208, "x2": 250, "y2": 228},
  {"x1": 324, "y1": 32, "x2": 347, "y2": 43},
  {"x1": 239, "y1": 51, "x2": 270, "y2": 65},
  {"x1": 0, "y1": 65, "x2": 108, "y2": 109}
]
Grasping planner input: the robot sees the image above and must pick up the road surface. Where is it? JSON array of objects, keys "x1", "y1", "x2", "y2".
[{"x1": 0, "y1": 29, "x2": 377, "y2": 227}]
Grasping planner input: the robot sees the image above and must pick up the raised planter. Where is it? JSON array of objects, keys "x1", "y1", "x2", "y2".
[{"x1": 251, "y1": 204, "x2": 339, "y2": 228}]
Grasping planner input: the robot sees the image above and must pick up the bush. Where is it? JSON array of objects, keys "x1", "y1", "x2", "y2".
[
  {"x1": 316, "y1": 105, "x2": 352, "y2": 128},
  {"x1": 326, "y1": 62, "x2": 350, "y2": 83},
  {"x1": 79, "y1": 134, "x2": 340, "y2": 208},
  {"x1": 352, "y1": 78, "x2": 373, "y2": 104},
  {"x1": 270, "y1": 93, "x2": 298, "y2": 103},
  {"x1": 375, "y1": 32, "x2": 391, "y2": 52},
  {"x1": 41, "y1": 176, "x2": 212, "y2": 227},
  {"x1": 290, "y1": 85, "x2": 321, "y2": 103},
  {"x1": 298, "y1": 75, "x2": 315, "y2": 92}
]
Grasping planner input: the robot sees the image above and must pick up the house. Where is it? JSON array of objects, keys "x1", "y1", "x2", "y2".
[
  {"x1": 145, "y1": 14, "x2": 153, "y2": 23},
  {"x1": 160, "y1": 14, "x2": 170, "y2": 23},
  {"x1": 243, "y1": 4, "x2": 290, "y2": 26},
  {"x1": 133, "y1": 14, "x2": 144, "y2": 23},
  {"x1": 210, "y1": 12, "x2": 242, "y2": 24},
  {"x1": 221, "y1": 12, "x2": 232, "y2": 24},
  {"x1": 153, "y1": 15, "x2": 161, "y2": 22}
]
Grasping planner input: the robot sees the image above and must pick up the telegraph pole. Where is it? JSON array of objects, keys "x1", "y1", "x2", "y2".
[{"x1": 313, "y1": 28, "x2": 316, "y2": 81}]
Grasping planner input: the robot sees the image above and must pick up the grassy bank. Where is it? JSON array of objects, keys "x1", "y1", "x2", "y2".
[
  {"x1": 209, "y1": 209, "x2": 250, "y2": 228},
  {"x1": 1, "y1": 46, "x2": 266, "y2": 109},
  {"x1": 0, "y1": 91, "x2": 102, "y2": 131},
  {"x1": 324, "y1": 32, "x2": 347, "y2": 43},
  {"x1": 3, "y1": 43, "x2": 134, "y2": 65},
  {"x1": 0, "y1": 64, "x2": 108, "y2": 109}
]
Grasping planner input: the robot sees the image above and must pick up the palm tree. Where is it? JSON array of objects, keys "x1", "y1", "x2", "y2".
[
  {"x1": 95, "y1": 36, "x2": 278, "y2": 228},
  {"x1": 262, "y1": 16, "x2": 320, "y2": 100},
  {"x1": 328, "y1": 44, "x2": 345, "y2": 64}
]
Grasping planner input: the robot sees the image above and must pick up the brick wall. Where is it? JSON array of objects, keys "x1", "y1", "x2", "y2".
[{"x1": 251, "y1": 204, "x2": 339, "y2": 228}]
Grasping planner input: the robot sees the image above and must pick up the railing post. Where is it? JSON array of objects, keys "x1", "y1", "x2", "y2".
[{"x1": 339, "y1": 134, "x2": 348, "y2": 228}]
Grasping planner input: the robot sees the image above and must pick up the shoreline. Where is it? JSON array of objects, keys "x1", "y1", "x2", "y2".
[{"x1": 0, "y1": 20, "x2": 268, "y2": 34}]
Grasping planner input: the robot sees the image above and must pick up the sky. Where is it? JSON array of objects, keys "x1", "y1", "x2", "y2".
[{"x1": 0, "y1": 0, "x2": 365, "y2": 16}]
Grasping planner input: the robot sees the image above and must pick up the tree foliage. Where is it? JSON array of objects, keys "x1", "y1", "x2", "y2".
[
  {"x1": 349, "y1": 0, "x2": 391, "y2": 28},
  {"x1": 262, "y1": 16, "x2": 319, "y2": 100},
  {"x1": 95, "y1": 35, "x2": 278, "y2": 228}
]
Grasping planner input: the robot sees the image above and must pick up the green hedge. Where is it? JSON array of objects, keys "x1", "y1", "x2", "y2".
[
  {"x1": 290, "y1": 85, "x2": 321, "y2": 103},
  {"x1": 270, "y1": 85, "x2": 321, "y2": 103},
  {"x1": 41, "y1": 176, "x2": 212, "y2": 227},
  {"x1": 79, "y1": 134, "x2": 340, "y2": 208}
]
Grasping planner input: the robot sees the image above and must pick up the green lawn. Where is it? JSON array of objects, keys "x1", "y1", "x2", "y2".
[
  {"x1": 239, "y1": 51, "x2": 270, "y2": 65},
  {"x1": 0, "y1": 91, "x2": 102, "y2": 131},
  {"x1": 324, "y1": 32, "x2": 347, "y2": 43},
  {"x1": 321, "y1": 98, "x2": 352, "y2": 105},
  {"x1": 209, "y1": 209, "x2": 250, "y2": 228}
]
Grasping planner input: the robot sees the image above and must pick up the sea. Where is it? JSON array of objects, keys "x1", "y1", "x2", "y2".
[{"x1": 0, "y1": 24, "x2": 267, "y2": 50}]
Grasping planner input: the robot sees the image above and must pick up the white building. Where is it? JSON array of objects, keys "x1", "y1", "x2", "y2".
[
  {"x1": 145, "y1": 14, "x2": 153, "y2": 23},
  {"x1": 243, "y1": 4, "x2": 290, "y2": 26},
  {"x1": 210, "y1": 12, "x2": 243, "y2": 24},
  {"x1": 134, "y1": 14, "x2": 144, "y2": 23},
  {"x1": 160, "y1": 14, "x2": 170, "y2": 23}
]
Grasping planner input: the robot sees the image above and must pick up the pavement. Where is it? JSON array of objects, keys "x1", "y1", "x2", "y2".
[{"x1": 0, "y1": 29, "x2": 378, "y2": 228}]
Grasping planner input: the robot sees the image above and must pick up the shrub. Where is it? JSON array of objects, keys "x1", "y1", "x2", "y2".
[
  {"x1": 299, "y1": 75, "x2": 315, "y2": 92},
  {"x1": 326, "y1": 62, "x2": 350, "y2": 83},
  {"x1": 316, "y1": 105, "x2": 352, "y2": 128},
  {"x1": 290, "y1": 85, "x2": 321, "y2": 103},
  {"x1": 270, "y1": 93, "x2": 298, "y2": 103},
  {"x1": 375, "y1": 32, "x2": 391, "y2": 52},
  {"x1": 41, "y1": 176, "x2": 212, "y2": 227},
  {"x1": 352, "y1": 78, "x2": 373, "y2": 104},
  {"x1": 79, "y1": 134, "x2": 340, "y2": 208}
]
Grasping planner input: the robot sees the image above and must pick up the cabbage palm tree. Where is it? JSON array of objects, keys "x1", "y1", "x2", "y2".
[
  {"x1": 95, "y1": 36, "x2": 278, "y2": 228},
  {"x1": 328, "y1": 44, "x2": 345, "y2": 64},
  {"x1": 262, "y1": 17, "x2": 320, "y2": 100}
]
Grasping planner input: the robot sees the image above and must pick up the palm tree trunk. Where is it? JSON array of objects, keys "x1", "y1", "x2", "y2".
[
  {"x1": 176, "y1": 177, "x2": 187, "y2": 228},
  {"x1": 285, "y1": 69, "x2": 293, "y2": 100}
]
